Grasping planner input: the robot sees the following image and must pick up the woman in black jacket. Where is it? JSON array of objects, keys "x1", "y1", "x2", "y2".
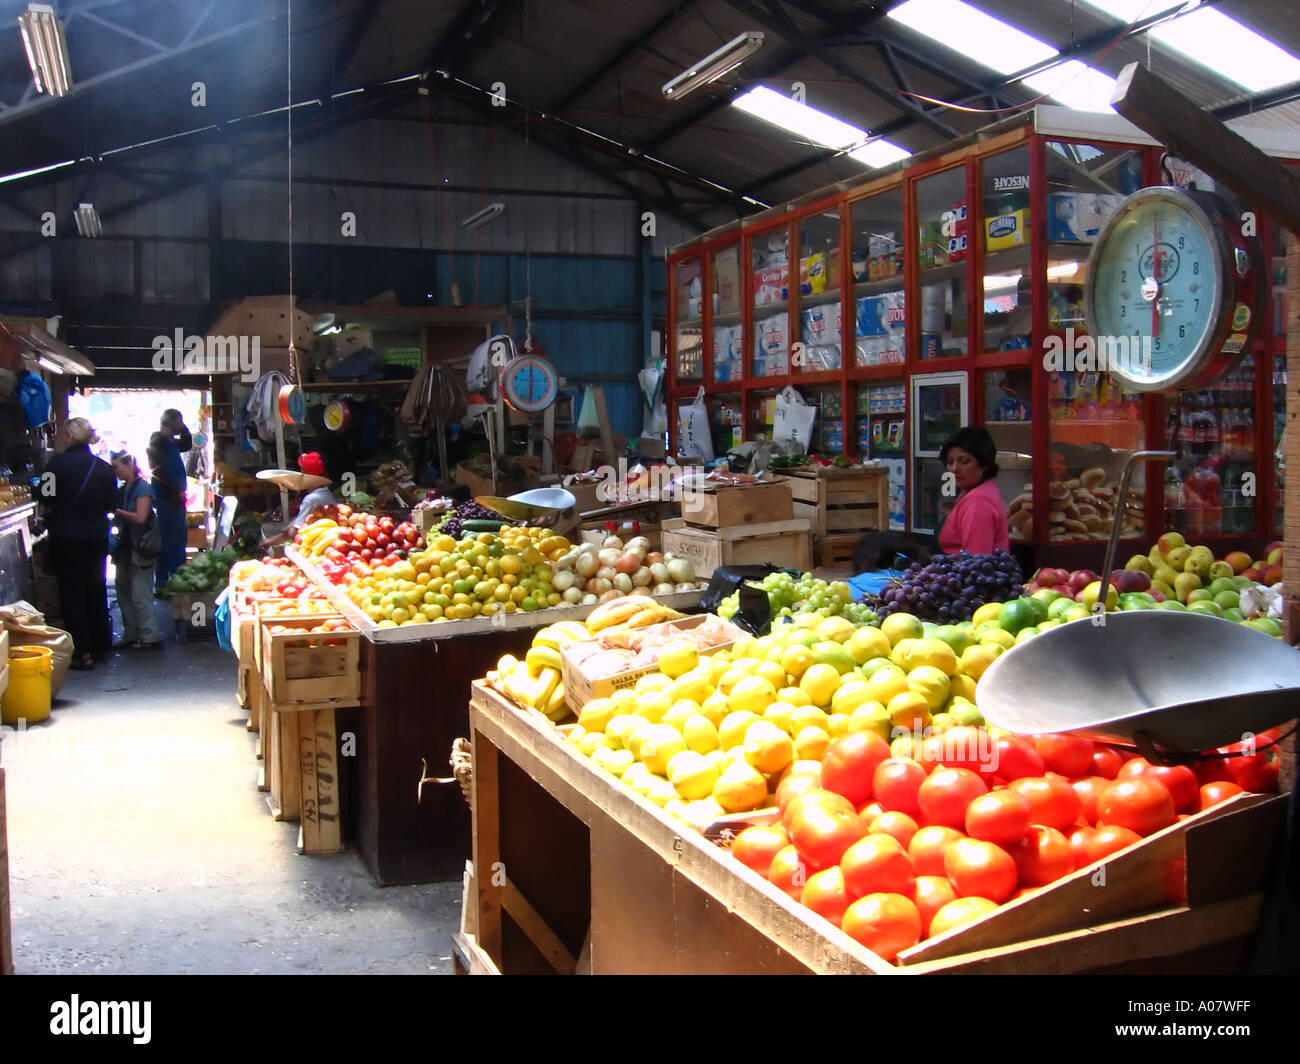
[{"x1": 40, "y1": 417, "x2": 119, "y2": 670}]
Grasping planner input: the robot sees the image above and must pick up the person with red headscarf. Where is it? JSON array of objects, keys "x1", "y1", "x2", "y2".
[{"x1": 259, "y1": 452, "x2": 338, "y2": 549}]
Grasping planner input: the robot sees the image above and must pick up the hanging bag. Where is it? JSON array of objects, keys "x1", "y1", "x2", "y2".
[
  {"x1": 773, "y1": 385, "x2": 816, "y2": 454},
  {"x1": 677, "y1": 387, "x2": 714, "y2": 463}
]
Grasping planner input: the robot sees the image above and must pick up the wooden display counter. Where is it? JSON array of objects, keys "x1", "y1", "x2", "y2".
[{"x1": 460, "y1": 682, "x2": 1284, "y2": 975}]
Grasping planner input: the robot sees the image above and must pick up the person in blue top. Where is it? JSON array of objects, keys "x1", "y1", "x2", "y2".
[
  {"x1": 111, "y1": 450, "x2": 164, "y2": 651},
  {"x1": 147, "y1": 408, "x2": 192, "y2": 593}
]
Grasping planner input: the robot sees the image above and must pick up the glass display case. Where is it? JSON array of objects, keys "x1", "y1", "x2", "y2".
[
  {"x1": 850, "y1": 187, "x2": 906, "y2": 368},
  {"x1": 802, "y1": 384, "x2": 843, "y2": 455},
  {"x1": 980, "y1": 146, "x2": 1033, "y2": 354},
  {"x1": 711, "y1": 393, "x2": 744, "y2": 456},
  {"x1": 751, "y1": 226, "x2": 791, "y2": 379},
  {"x1": 794, "y1": 209, "x2": 844, "y2": 373},
  {"x1": 982, "y1": 370, "x2": 1034, "y2": 540},
  {"x1": 915, "y1": 167, "x2": 969, "y2": 361},
  {"x1": 857, "y1": 381, "x2": 906, "y2": 529},
  {"x1": 711, "y1": 246, "x2": 743, "y2": 384},
  {"x1": 911, "y1": 372, "x2": 967, "y2": 533},
  {"x1": 673, "y1": 256, "x2": 704, "y2": 383}
]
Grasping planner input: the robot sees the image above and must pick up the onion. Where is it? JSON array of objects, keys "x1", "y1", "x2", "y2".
[
  {"x1": 650, "y1": 562, "x2": 670, "y2": 584},
  {"x1": 654, "y1": 582, "x2": 676, "y2": 595},
  {"x1": 562, "y1": 587, "x2": 583, "y2": 604},
  {"x1": 602, "y1": 535, "x2": 624, "y2": 551},
  {"x1": 625, "y1": 536, "x2": 650, "y2": 558},
  {"x1": 613, "y1": 573, "x2": 633, "y2": 593},
  {"x1": 645, "y1": 551, "x2": 664, "y2": 566},
  {"x1": 596, "y1": 565, "x2": 617, "y2": 582},
  {"x1": 598, "y1": 548, "x2": 621, "y2": 567},
  {"x1": 615, "y1": 552, "x2": 641, "y2": 575},
  {"x1": 589, "y1": 577, "x2": 612, "y2": 596},
  {"x1": 581, "y1": 593, "x2": 598, "y2": 605},
  {"x1": 553, "y1": 570, "x2": 576, "y2": 591},
  {"x1": 598, "y1": 589, "x2": 621, "y2": 603},
  {"x1": 631, "y1": 566, "x2": 653, "y2": 587},
  {"x1": 667, "y1": 558, "x2": 696, "y2": 584},
  {"x1": 674, "y1": 582, "x2": 696, "y2": 592},
  {"x1": 574, "y1": 551, "x2": 599, "y2": 579},
  {"x1": 631, "y1": 586, "x2": 652, "y2": 597}
]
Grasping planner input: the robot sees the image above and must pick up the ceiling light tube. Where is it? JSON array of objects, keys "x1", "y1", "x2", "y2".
[
  {"x1": 461, "y1": 203, "x2": 505, "y2": 230},
  {"x1": 663, "y1": 31, "x2": 764, "y2": 101},
  {"x1": 18, "y1": 3, "x2": 72, "y2": 97},
  {"x1": 75, "y1": 202, "x2": 102, "y2": 238}
]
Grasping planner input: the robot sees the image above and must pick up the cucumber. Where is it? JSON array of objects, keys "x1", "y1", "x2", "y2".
[{"x1": 461, "y1": 518, "x2": 514, "y2": 534}]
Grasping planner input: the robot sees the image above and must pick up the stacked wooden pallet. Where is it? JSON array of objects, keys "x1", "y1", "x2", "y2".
[{"x1": 778, "y1": 466, "x2": 889, "y2": 568}]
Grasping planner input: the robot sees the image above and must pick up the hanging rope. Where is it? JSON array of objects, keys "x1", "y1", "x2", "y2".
[{"x1": 286, "y1": 0, "x2": 298, "y2": 386}]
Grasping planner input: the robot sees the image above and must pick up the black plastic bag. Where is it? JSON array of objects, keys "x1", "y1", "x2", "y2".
[{"x1": 695, "y1": 563, "x2": 799, "y2": 636}]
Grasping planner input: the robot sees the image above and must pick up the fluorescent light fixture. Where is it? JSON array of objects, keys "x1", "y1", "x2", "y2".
[
  {"x1": 663, "y1": 31, "x2": 765, "y2": 100},
  {"x1": 18, "y1": 3, "x2": 73, "y2": 97},
  {"x1": 36, "y1": 355, "x2": 63, "y2": 373},
  {"x1": 983, "y1": 273, "x2": 1022, "y2": 292},
  {"x1": 1079, "y1": 0, "x2": 1300, "y2": 92},
  {"x1": 0, "y1": 157, "x2": 76, "y2": 185},
  {"x1": 889, "y1": 0, "x2": 1116, "y2": 110},
  {"x1": 74, "y1": 202, "x2": 102, "y2": 237},
  {"x1": 1048, "y1": 261, "x2": 1081, "y2": 278},
  {"x1": 734, "y1": 86, "x2": 910, "y2": 169},
  {"x1": 462, "y1": 202, "x2": 505, "y2": 230}
]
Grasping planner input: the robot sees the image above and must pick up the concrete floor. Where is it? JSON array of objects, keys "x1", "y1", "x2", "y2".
[{"x1": 1, "y1": 599, "x2": 461, "y2": 975}]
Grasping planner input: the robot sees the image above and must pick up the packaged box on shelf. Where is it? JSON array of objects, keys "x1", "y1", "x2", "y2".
[
  {"x1": 207, "y1": 295, "x2": 314, "y2": 354},
  {"x1": 326, "y1": 328, "x2": 374, "y2": 360},
  {"x1": 714, "y1": 247, "x2": 741, "y2": 314},
  {"x1": 1047, "y1": 193, "x2": 1119, "y2": 242},
  {"x1": 753, "y1": 263, "x2": 790, "y2": 306},
  {"x1": 560, "y1": 613, "x2": 747, "y2": 708},
  {"x1": 986, "y1": 208, "x2": 1030, "y2": 252}
]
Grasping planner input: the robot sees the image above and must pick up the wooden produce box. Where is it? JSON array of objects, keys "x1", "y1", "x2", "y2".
[
  {"x1": 679, "y1": 480, "x2": 792, "y2": 529},
  {"x1": 455, "y1": 463, "x2": 538, "y2": 500},
  {"x1": 780, "y1": 466, "x2": 889, "y2": 542},
  {"x1": 259, "y1": 615, "x2": 361, "y2": 710},
  {"x1": 559, "y1": 614, "x2": 746, "y2": 709},
  {"x1": 463, "y1": 681, "x2": 1285, "y2": 975},
  {"x1": 266, "y1": 705, "x2": 344, "y2": 852},
  {"x1": 661, "y1": 517, "x2": 812, "y2": 578}
]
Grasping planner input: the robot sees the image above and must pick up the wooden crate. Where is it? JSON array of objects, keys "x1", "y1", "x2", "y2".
[
  {"x1": 661, "y1": 517, "x2": 812, "y2": 578},
  {"x1": 780, "y1": 466, "x2": 889, "y2": 542},
  {"x1": 267, "y1": 707, "x2": 299, "y2": 822},
  {"x1": 819, "y1": 534, "x2": 859, "y2": 569},
  {"x1": 259, "y1": 615, "x2": 359, "y2": 710},
  {"x1": 465, "y1": 681, "x2": 1283, "y2": 974},
  {"x1": 678, "y1": 480, "x2": 792, "y2": 529},
  {"x1": 295, "y1": 706, "x2": 344, "y2": 854}
]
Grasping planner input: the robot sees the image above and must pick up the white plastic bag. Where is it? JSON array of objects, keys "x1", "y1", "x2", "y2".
[
  {"x1": 677, "y1": 387, "x2": 714, "y2": 462},
  {"x1": 773, "y1": 385, "x2": 816, "y2": 453}
]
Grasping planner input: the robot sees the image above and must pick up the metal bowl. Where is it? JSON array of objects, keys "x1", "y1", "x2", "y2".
[{"x1": 976, "y1": 610, "x2": 1300, "y2": 755}]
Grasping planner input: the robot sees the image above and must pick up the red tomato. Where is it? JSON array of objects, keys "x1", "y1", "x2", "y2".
[
  {"x1": 911, "y1": 876, "x2": 958, "y2": 937},
  {"x1": 944, "y1": 838, "x2": 1019, "y2": 903},
  {"x1": 1035, "y1": 733, "x2": 1096, "y2": 778},
  {"x1": 1193, "y1": 754, "x2": 1236, "y2": 785},
  {"x1": 964, "y1": 790, "x2": 1032, "y2": 846},
  {"x1": 869, "y1": 810, "x2": 920, "y2": 849},
  {"x1": 932, "y1": 726, "x2": 988, "y2": 775},
  {"x1": 917, "y1": 767, "x2": 988, "y2": 830},
  {"x1": 857, "y1": 801, "x2": 882, "y2": 829},
  {"x1": 840, "y1": 834, "x2": 914, "y2": 898},
  {"x1": 1070, "y1": 776, "x2": 1111, "y2": 825},
  {"x1": 840, "y1": 893, "x2": 922, "y2": 961},
  {"x1": 872, "y1": 758, "x2": 927, "y2": 815},
  {"x1": 788, "y1": 801, "x2": 868, "y2": 871},
  {"x1": 992, "y1": 734, "x2": 1046, "y2": 781},
  {"x1": 767, "y1": 845, "x2": 809, "y2": 899},
  {"x1": 1090, "y1": 745, "x2": 1125, "y2": 779},
  {"x1": 1007, "y1": 825, "x2": 1073, "y2": 886},
  {"x1": 1097, "y1": 777, "x2": 1176, "y2": 837},
  {"x1": 1008, "y1": 775, "x2": 1081, "y2": 832},
  {"x1": 801, "y1": 866, "x2": 851, "y2": 927},
  {"x1": 1068, "y1": 825, "x2": 1097, "y2": 869},
  {"x1": 1086, "y1": 824, "x2": 1143, "y2": 863},
  {"x1": 1226, "y1": 748, "x2": 1281, "y2": 794},
  {"x1": 1118, "y1": 759, "x2": 1199, "y2": 813},
  {"x1": 1198, "y1": 780, "x2": 1244, "y2": 812},
  {"x1": 730, "y1": 824, "x2": 790, "y2": 877},
  {"x1": 927, "y1": 896, "x2": 999, "y2": 938},
  {"x1": 820, "y1": 732, "x2": 892, "y2": 806},
  {"x1": 907, "y1": 825, "x2": 965, "y2": 877},
  {"x1": 916, "y1": 734, "x2": 945, "y2": 774},
  {"x1": 780, "y1": 789, "x2": 855, "y2": 833}
]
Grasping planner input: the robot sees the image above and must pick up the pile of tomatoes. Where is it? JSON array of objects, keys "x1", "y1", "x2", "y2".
[{"x1": 729, "y1": 726, "x2": 1281, "y2": 963}]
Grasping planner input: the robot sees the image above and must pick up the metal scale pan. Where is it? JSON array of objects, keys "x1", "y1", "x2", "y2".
[{"x1": 977, "y1": 610, "x2": 1300, "y2": 758}]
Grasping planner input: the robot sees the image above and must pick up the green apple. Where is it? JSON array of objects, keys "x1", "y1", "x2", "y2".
[
  {"x1": 1233, "y1": 575, "x2": 1256, "y2": 590},
  {"x1": 1207, "y1": 577, "x2": 1237, "y2": 597},
  {"x1": 1157, "y1": 600, "x2": 1187, "y2": 611},
  {"x1": 1222, "y1": 607, "x2": 1245, "y2": 623},
  {"x1": 1063, "y1": 604, "x2": 1092, "y2": 622},
  {"x1": 1031, "y1": 587, "x2": 1063, "y2": 605},
  {"x1": 1036, "y1": 617, "x2": 1062, "y2": 630},
  {"x1": 1213, "y1": 590, "x2": 1240, "y2": 611},
  {"x1": 1245, "y1": 617, "x2": 1283, "y2": 637},
  {"x1": 1048, "y1": 596, "x2": 1078, "y2": 622},
  {"x1": 1186, "y1": 588, "x2": 1214, "y2": 604},
  {"x1": 949, "y1": 702, "x2": 984, "y2": 726},
  {"x1": 1014, "y1": 626, "x2": 1040, "y2": 645},
  {"x1": 1119, "y1": 592, "x2": 1156, "y2": 610},
  {"x1": 1187, "y1": 600, "x2": 1224, "y2": 618}
]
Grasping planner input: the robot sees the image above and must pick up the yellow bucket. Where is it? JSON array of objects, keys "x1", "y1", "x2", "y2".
[{"x1": 1, "y1": 645, "x2": 54, "y2": 725}]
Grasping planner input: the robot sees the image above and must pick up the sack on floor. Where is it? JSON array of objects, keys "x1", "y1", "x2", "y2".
[{"x1": 0, "y1": 601, "x2": 73, "y2": 696}]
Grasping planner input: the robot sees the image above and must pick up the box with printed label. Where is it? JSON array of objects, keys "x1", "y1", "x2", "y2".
[
  {"x1": 986, "y1": 207, "x2": 1030, "y2": 252},
  {"x1": 753, "y1": 263, "x2": 790, "y2": 306}
]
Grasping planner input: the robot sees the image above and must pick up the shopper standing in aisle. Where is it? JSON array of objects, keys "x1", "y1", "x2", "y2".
[
  {"x1": 110, "y1": 450, "x2": 164, "y2": 651},
  {"x1": 148, "y1": 408, "x2": 192, "y2": 593},
  {"x1": 40, "y1": 418, "x2": 119, "y2": 670},
  {"x1": 936, "y1": 426, "x2": 1010, "y2": 555}
]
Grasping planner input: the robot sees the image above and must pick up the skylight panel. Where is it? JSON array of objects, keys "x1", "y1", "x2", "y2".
[{"x1": 733, "y1": 86, "x2": 910, "y2": 169}]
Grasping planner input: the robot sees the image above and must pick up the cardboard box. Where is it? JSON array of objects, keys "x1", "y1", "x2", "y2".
[
  {"x1": 713, "y1": 247, "x2": 741, "y2": 315},
  {"x1": 986, "y1": 208, "x2": 1030, "y2": 252},
  {"x1": 208, "y1": 295, "x2": 314, "y2": 353},
  {"x1": 326, "y1": 328, "x2": 374, "y2": 360},
  {"x1": 560, "y1": 614, "x2": 746, "y2": 708},
  {"x1": 455, "y1": 463, "x2": 538, "y2": 499},
  {"x1": 561, "y1": 479, "x2": 607, "y2": 514}
]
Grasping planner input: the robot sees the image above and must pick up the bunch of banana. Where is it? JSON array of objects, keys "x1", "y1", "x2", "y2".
[
  {"x1": 488, "y1": 651, "x2": 568, "y2": 721},
  {"x1": 585, "y1": 595, "x2": 685, "y2": 636},
  {"x1": 295, "y1": 518, "x2": 341, "y2": 557}
]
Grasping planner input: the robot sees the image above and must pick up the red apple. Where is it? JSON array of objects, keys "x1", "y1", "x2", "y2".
[
  {"x1": 1149, "y1": 588, "x2": 1167, "y2": 602},
  {"x1": 1243, "y1": 568, "x2": 1261, "y2": 581},
  {"x1": 1259, "y1": 564, "x2": 1283, "y2": 586},
  {"x1": 1034, "y1": 567, "x2": 1070, "y2": 587},
  {"x1": 1068, "y1": 569, "x2": 1100, "y2": 594},
  {"x1": 1266, "y1": 548, "x2": 1283, "y2": 567},
  {"x1": 1111, "y1": 569, "x2": 1152, "y2": 594}
]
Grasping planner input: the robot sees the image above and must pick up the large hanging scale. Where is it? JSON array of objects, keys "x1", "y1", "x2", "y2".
[{"x1": 500, "y1": 353, "x2": 558, "y2": 414}]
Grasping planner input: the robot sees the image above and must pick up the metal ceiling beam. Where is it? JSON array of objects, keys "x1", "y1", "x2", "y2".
[
  {"x1": 1214, "y1": 79, "x2": 1300, "y2": 121},
  {"x1": 550, "y1": 4, "x2": 694, "y2": 116},
  {"x1": 318, "y1": 0, "x2": 388, "y2": 98},
  {"x1": 418, "y1": 0, "x2": 525, "y2": 82}
]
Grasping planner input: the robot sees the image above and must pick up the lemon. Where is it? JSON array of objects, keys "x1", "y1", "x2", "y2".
[
  {"x1": 784, "y1": 629, "x2": 819, "y2": 649},
  {"x1": 657, "y1": 641, "x2": 699, "y2": 679},
  {"x1": 958, "y1": 643, "x2": 1002, "y2": 679},
  {"x1": 717, "y1": 667, "x2": 751, "y2": 694},
  {"x1": 815, "y1": 615, "x2": 857, "y2": 644},
  {"x1": 645, "y1": 776, "x2": 680, "y2": 808},
  {"x1": 635, "y1": 672, "x2": 675, "y2": 695},
  {"x1": 880, "y1": 612, "x2": 925, "y2": 646},
  {"x1": 578, "y1": 732, "x2": 610, "y2": 757},
  {"x1": 591, "y1": 747, "x2": 635, "y2": 776},
  {"x1": 683, "y1": 714, "x2": 720, "y2": 754},
  {"x1": 799, "y1": 663, "x2": 841, "y2": 708},
  {"x1": 728, "y1": 675, "x2": 778, "y2": 716},
  {"x1": 826, "y1": 712, "x2": 851, "y2": 739},
  {"x1": 639, "y1": 724, "x2": 688, "y2": 775},
  {"x1": 846, "y1": 626, "x2": 892, "y2": 664},
  {"x1": 700, "y1": 690, "x2": 732, "y2": 727},
  {"x1": 718, "y1": 710, "x2": 762, "y2": 751},
  {"x1": 577, "y1": 697, "x2": 617, "y2": 733},
  {"x1": 712, "y1": 758, "x2": 768, "y2": 813},
  {"x1": 893, "y1": 637, "x2": 958, "y2": 676},
  {"x1": 636, "y1": 690, "x2": 672, "y2": 723},
  {"x1": 604, "y1": 714, "x2": 642, "y2": 749},
  {"x1": 830, "y1": 679, "x2": 874, "y2": 716},
  {"x1": 621, "y1": 762, "x2": 650, "y2": 786},
  {"x1": 780, "y1": 644, "x2": 814, "y2": 680},
  {"x1": 610, "y1": 689, "x2": 640, "y2": 716},
  {"x1": 681, "y1": 797, "x2": 726, "y2": 824},
  {"x1": 662, "y1": 700, "x2": 700, "y2": 732},
  {"x1": 864, "y1": 667, "x2": 910, "y2": 706},
  {"x1": 743, "y1": 720, "x2": 795, "y2": 774},
  {"x1": 762, "y1": 701, "x2": 797, "y2": 735},
  {"x1": 948, "y1": 673, "x2": 978, "y2": 703},
  {"x1": 664, "y1": 799, "x2": 687, "y2": 820},
  {"x1": 755, "y1": 660, "x2": 789, "y2": 691},
  {"x1": 979, "y1": 628, "x2": 1015, "y2": 651},
  {"x1": 887, "y1": 690, "x2": 932, "y2": 732},
  {"x1": 810, "y1": 641, "x2": 856, "y2": 675},
  {"x1": 906, "y1": 665, "x2": 951, "y2": 710},
  {"x1": 849, "y1": 701, "x2": 891, "y2": 741},
  {"x1": 671, "y1": 668, "x2": 716, "y2": 706},
  {"x1": 625, "y1": 722, "x2": 657, "y2": 760},
  {"x1": 790, "y1": 704, "x2": 832, "y2": 735},
  {"x1": 794, "y1": 725, "x2": 831, "y2": 761},
  {"x1": 777, "y1": 686, "x2": 812, "y2": 708},
  {"x1": 971, "y1": 601, "x2": 1004, "y2": 627},
  {"x1": 730, "y1": 637, "x2": 759, "y2": 659},
  {"x1": 706, "y1": 657, "x2": 733, "y2": 684},
  {"x1": 667, "y1": 750, "x2": 720, "y2": 800},
  {"x1": 565, "y1": 725, "x2": 586, "y2": 745}
]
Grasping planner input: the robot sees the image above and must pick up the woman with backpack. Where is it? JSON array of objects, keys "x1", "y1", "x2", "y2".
[{"x1": 110, "y1": 450, "x2": 164, "y2": 651}]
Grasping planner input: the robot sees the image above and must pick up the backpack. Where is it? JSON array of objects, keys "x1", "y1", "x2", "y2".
[{"x1": 16, "y1": 370, "x2": 52, "y2": 429}]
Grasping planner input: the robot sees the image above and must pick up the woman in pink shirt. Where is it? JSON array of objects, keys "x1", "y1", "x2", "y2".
[{"x1": 937, "y1": 426, "x2": 1010, "y2": 555}]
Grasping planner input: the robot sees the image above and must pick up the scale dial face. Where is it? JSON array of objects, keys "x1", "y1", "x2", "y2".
[
  {"x1": 501, "y1": 355, "x2": 558, "y2": 413},
  {"x1": 1085, "y1": 186, "x2": 1247, "y2": 392}
]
